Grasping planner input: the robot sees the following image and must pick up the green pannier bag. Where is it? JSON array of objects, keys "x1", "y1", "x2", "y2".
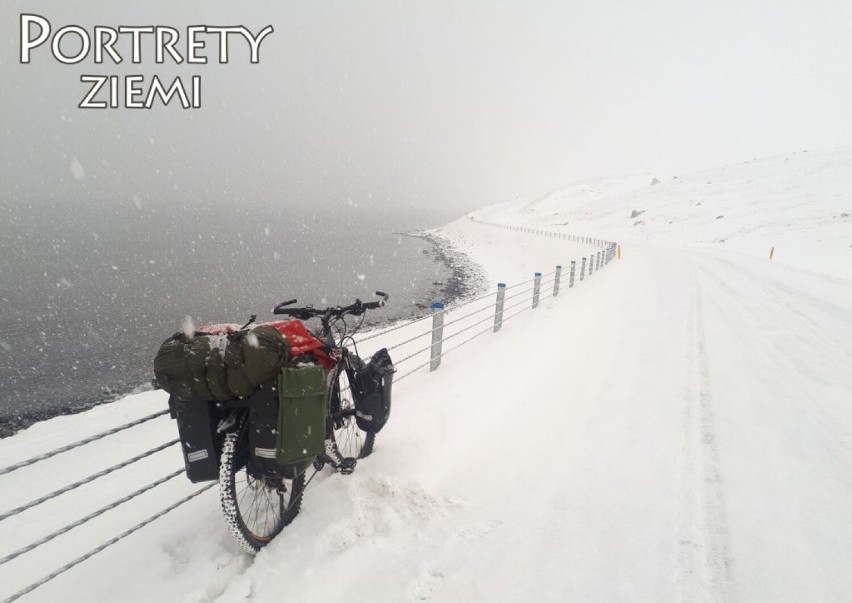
[{"x1": 275, "y1": 366, "x2": 328, "y2": 465}]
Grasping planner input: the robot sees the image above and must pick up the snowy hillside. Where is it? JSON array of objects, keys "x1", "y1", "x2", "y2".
[
  {"x1": 474, "y1": 147, "x2": 852, "y2": 279},
  {"x1": 1, "y1": 148, "x2": 851, "y2": 603}
]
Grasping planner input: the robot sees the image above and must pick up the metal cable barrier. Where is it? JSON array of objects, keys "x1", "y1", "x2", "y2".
[
  {"x1": 355, "y1": 257, "x2": 563, "y2": 347},
  {"x1": 0, "y1": 482, "x2": 216, "y2": 603},
  {"x1": 374, "y1": 228, "x2": 620, "y2": 384},
  {"x1": 0, "y1": 434, "x2": 196, "y2": 602},
  {"x1": 0, "y1": 409, "x2": 170, "y2": 476},
  {"x1": 0, "y1": 469, "x2": 185, "y2": 566},
  {"x1": 0, "y1": 219, "x2": 618, "y2": 601},
  {"x1": 466, "y1": 214, "x2": 610, "y2": 248},
  {"x1": 0, "y1": 439, "x2": 180, "y2": 522}
]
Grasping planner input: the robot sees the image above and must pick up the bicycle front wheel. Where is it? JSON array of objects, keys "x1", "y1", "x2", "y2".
[
  {"x1": 325, "y1": 357, "x2": 375, "y2": 466},
  {"x1": 219, "y1": 431, "x2": 305, "y2": 553}
]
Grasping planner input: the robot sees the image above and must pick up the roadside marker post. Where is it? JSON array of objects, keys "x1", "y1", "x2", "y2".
[
  {"x1": 430, "y1": 302, "x2": 444, "y2": 372},
  {"x1": 493, "y1": 284, "x2": 506, "y2": 332},
  {"x1": 532, "y1": 273, "x2": 542, "y2": 308}
]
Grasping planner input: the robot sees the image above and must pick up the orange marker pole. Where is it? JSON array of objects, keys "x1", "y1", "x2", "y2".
[
  {"x1": 769, "y1": 246, "x2": 775, "y2": 260},
  {"x1": 617, "y1": 245, "x2": 622, "y2": 260}
]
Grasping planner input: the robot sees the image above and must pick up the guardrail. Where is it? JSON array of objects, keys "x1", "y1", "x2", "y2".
[
  {"x1": 356, "y1": 221, "x2": 617, "y2": 385},
  {"x1": 0, "y1": 221, "x2": 617, "y2": 602},
  {"x1": 0, "y1": 417, "x2": 207, "y2": 603}
]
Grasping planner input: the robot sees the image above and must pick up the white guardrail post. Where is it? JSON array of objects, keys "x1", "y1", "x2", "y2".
[
  {"x1": 553, "y1": 265, "x2": 562, "y2": 296},
  {"x1": 580, "y1": 257, "x2": 586, "y2": 281},
  {"x1": 430, "y1": 302, "x2": 444, "y2": 371},
  {"x1": 494, "y1": 283, "x2": 506, "y2": 332},
  {"x1": 569, "y1": 261, "x2": 576, "y2": 288},
  {"x1": 589, "y1": 255, "x2": 594, "y2": 276},
  {"x1": 532, "y1": 272, "x2": 542, "y2": 308}
]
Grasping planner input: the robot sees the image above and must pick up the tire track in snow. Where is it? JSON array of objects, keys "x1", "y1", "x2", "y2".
[
  {"x1": 675, "y1": 271, "x2": 734, "y2": 603},
  {"x1": 694, "y1": 257, "x2": 852, "y2": 488}
]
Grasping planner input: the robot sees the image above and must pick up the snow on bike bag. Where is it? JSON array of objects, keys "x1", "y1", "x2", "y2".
[
  {"x1": 153, "y1": 325, "x2": 291, "y2": 400},
  {"x1": 275, "y1": 366, "x2": 327, "y2": 466},
  {"x1": 354, "y1": 348, "x2": 395, "y2": 433},
  {"x1": 169, "y1": 395, "x2": 225, "y2": 483}
]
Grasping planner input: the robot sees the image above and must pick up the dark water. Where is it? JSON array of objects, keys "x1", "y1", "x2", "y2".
[{"x1": 0, "y1": 198, "x2": 459, "y2": 435}]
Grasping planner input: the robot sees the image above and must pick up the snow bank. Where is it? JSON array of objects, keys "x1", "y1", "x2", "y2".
[{"x1": 2, "y1": 147, "x2": 851, "y2": 602}]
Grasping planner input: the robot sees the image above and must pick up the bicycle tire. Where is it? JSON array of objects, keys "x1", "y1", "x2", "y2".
[
  {"x1": 324, "y1": 356, "x2": 376, "y2": 467},
  {"x1": 219, "y1": 431, "x2": 304, "y2": 553}
]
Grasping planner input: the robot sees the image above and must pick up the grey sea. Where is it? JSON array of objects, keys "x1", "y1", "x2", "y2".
[{"x1": 0, "y1": 199, "x2": 461, "y2": 436}]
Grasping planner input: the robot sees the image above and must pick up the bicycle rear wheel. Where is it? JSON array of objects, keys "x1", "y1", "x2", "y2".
[
  {"x1": 219, "y1": 431, "x2": 304, "y2": 553},
  {"x1": 325, "y1": 357, "x2": 375, "y2": 466}
]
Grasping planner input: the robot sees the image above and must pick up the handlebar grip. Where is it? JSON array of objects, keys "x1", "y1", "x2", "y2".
[{"x1": 272, "y1": 299, "x2": 298, "y2": 314}]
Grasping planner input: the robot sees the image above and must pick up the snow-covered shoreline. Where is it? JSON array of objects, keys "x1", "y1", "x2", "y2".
[
  {"x1": 2, "y1": 148, "x2": 851, "y2": 602},
  {"x1": 401, "y1": 230, "x2": 488, "y2": 309}
]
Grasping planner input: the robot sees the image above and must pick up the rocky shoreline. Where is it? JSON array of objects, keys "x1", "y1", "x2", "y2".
[{"x1": 400, "y1": 230, "x2": 487, "y2": 312}]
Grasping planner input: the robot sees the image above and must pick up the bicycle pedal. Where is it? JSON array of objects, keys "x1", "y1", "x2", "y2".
[{"x1": 339, "y1": 457, "x2": 357, "y2": 475}]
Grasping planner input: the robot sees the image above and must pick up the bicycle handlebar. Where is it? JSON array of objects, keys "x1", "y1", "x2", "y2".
[{"x1": 272, "y1": 291, "x2": 388, "y2": 321}]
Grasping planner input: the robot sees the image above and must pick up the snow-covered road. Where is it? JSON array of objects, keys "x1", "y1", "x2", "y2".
[
  {"x1": 211, "y1": 242, "x2": 852, "y2": 603},
  {"x1": 5, "y1": 237, "x2": 850, "y2": 603},
  {"x1": 2, "y1": 150, "x2": 851, "y2": 602},
  {"x1": 683, "y1": 249, "x2": 852, "y2": 602}
]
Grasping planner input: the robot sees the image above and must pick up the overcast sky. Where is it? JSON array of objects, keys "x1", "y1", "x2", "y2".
[{"x1": 2, "y1": 0, "x2": 852, "y2": 212}]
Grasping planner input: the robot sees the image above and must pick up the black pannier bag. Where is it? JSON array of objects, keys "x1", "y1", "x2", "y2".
[
  {"x1": 353, "y1": 348, "x2": 394, "y2": 433},
  {"x1": 169, "y1": 395, "x2": 225, "y2": 482},
  {"x1": 246, "y1": 380, "x2": 284, "y2": 475},
  {"x1": 154, "y1": 325, "x2": 290, "y2": 400}
]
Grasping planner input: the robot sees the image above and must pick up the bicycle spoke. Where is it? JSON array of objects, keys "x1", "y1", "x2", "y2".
[{"x1": 220, "y1": 432, "x2": 306, "y2": 553}]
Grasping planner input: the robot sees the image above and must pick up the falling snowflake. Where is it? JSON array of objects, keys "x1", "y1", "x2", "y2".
[
  {"x1": 182, "y1": 315, "x2": 195, "y2": 338},
  {"x1": 70, "y1": 158, "x2": 85, "y2": 181}
]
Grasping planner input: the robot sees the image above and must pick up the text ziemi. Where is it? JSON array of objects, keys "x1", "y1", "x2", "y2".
[{"x1": 19, "y1": 14, "x2": 275, "y2": 110}]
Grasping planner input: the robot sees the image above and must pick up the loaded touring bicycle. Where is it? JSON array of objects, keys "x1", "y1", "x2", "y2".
[{"x1": 154, "y1": 292, "x2": 394, "y2": 552}]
